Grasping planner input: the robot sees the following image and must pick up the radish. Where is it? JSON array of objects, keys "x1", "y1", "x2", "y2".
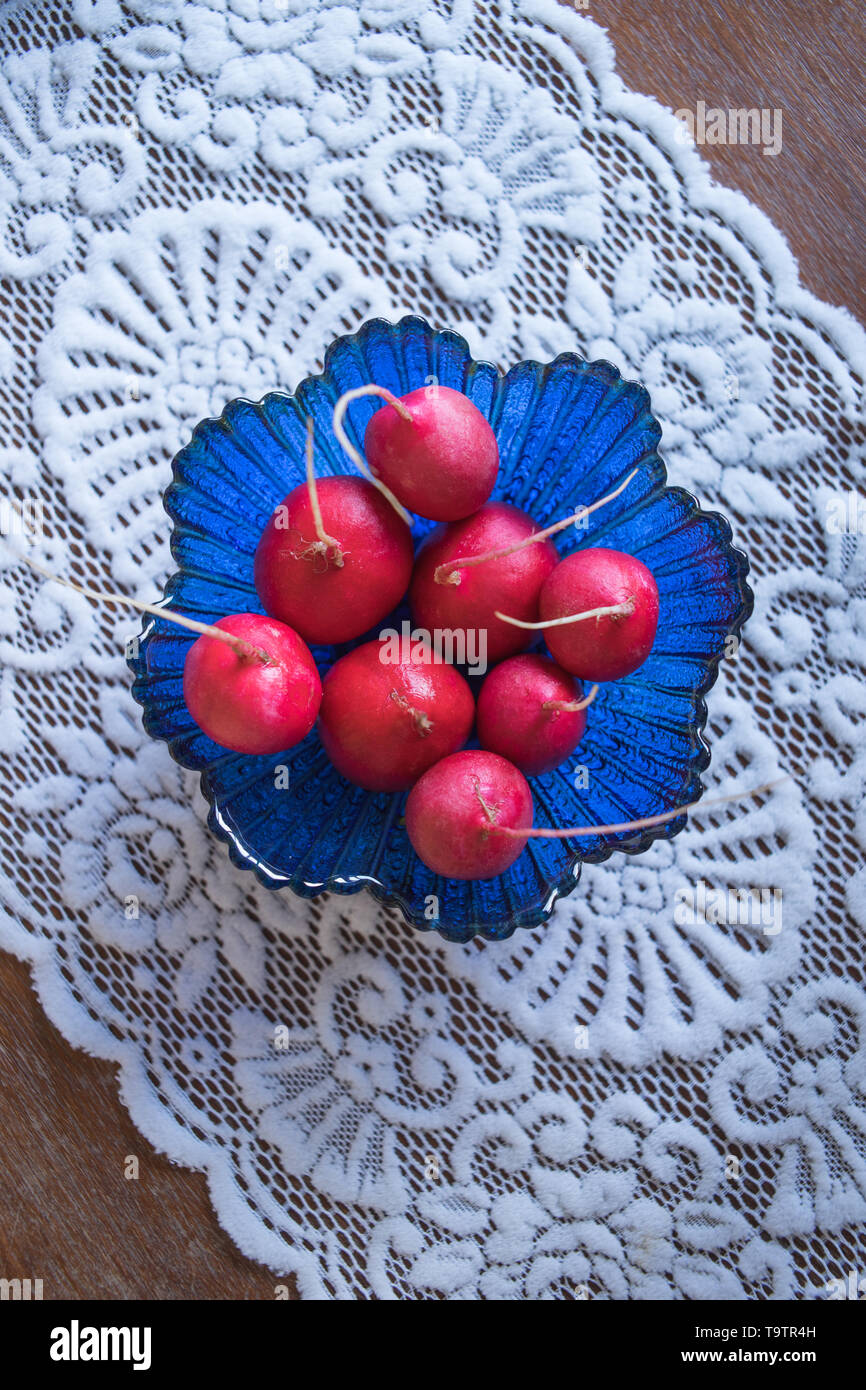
[
  {"x1": 410, "y1": 502, "x2": 559, "y2": 665},
  {"x1": 497, "y1": 548, "x2": 659, "y2": 682},
  {"x1": 427, "y1": 468, "x2": 639, "y2": 586},
  {"x1": 318, "y1": 639, "x2": 475, "y2": 792},
  {"x1": 333, "y1": 383, "x2": 498, "y2": 521},
  {"x1": 13, "y1": 553, "x2": 322, "y2": 757},
  {"x1": 476, "y1": 653, "x2": 597, "y2": 776},
  {"x1": 407, "y1": 749, "x2": 789, "y2": 881},
  {"x1": 183, "y1": 613, "x2": 321, "y2": 755},
  {"x1": 405, "y1": 750, "x2": 533, "y2": 879},
  {"x1": 254, "y1": 420, "x2": 413, "y2": 645}
]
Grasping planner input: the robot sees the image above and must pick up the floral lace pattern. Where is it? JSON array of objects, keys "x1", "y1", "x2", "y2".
[{"x1": 1, "y1": 0, "x2": 864, "y2": 1298}]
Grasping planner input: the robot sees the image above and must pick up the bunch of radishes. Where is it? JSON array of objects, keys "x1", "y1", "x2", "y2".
[{"x1": 180, "y1": 382, "x2": 660, "y2": 882}]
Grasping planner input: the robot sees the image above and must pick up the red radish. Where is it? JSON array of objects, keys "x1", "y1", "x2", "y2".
[
  {"x1": 410, "y1": 502, "x2": 559, "y2": 665},
  {"x1": 408, "y1": 754, "x2": 788, "y2": 881},
  {"x1": 13, "y1": 551, "x2": 322, "y2": 757},
  {"x1": 497, "y1": 548, "x2": 659, "y2": 682},
  {"x1": 429, "y1": 468, "x2": 640, "y2": 585},
  {"x1": 361, "y1": 384, "x2": 498, "y2": 521},
  {"x1": 476, "y1": 654, "x2": 596, "y2": 776},
  {"x1": 183, "y1": 613, "x2": 321, "y2": 755},
  {"x1": 318, "y1": 640, "x2": 475, "y2": 792},
  {"x1": 405, "y1": 750, "x2": 533, "y2": 879},
  {"x1": 333, "y1": 382, "x2": 497, "y2": 522},
  {"x1": 254, "y1": 419, "x2": 413, "y2": 646},
  {"x1": 255, "y1": 474, "x2": 413, "y2": 645}
]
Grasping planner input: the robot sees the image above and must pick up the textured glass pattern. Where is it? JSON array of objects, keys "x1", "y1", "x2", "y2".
[{"x1": 129, "y1": 316, "x2": 752, "y2": 941}]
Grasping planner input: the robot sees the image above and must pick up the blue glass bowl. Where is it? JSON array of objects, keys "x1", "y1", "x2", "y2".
[{"x1": 128, "y1": 315, "x2": 752, "y2": 943}]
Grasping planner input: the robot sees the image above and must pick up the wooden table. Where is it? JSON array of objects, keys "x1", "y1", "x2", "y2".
[{"x1": 1, "y1": 0, "x2": 863, "y2": 1299}]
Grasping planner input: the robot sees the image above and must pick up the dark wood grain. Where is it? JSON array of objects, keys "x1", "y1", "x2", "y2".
[
  {"x1": 0, "y1": 955, "x2": 283, "y2": 1300},
  {"x1": 2, "y1": 0, "x2": 863, "y2": 1300}
]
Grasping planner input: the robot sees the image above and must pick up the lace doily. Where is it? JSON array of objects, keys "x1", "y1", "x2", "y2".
[{"x1": 2, "y1": 0, "x2": 864, "y2": 1299}]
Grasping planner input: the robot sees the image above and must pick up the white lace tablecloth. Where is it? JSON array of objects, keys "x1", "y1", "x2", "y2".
[{"x1": 2, "y1": 0, "x2": 864, "y2": 1300}]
